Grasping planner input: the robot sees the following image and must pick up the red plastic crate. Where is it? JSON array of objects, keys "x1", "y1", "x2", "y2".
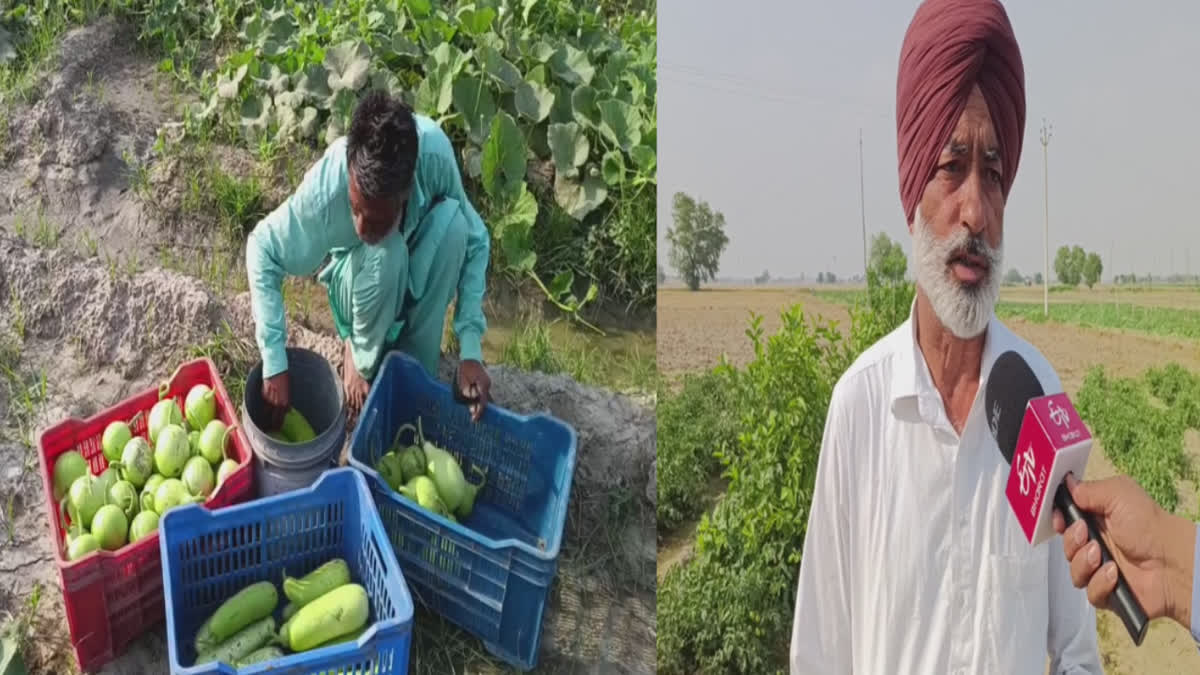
[{"x1": 35, "y1": 358, "x2": 255, "y2": 673}]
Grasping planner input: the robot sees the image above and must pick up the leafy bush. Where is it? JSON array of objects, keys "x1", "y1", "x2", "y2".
[
  {"x1": 1076, "y1": 365, "x2": 1193, "y2": 512},
  {"x1": 656, "y1": 367, "x2": 740, "y2": 533},
  {"x1": 658, "y1": 272, "x2": 913, "y2": 674}
]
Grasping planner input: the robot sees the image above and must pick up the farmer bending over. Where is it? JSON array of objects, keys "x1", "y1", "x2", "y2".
[{"x1": 246, "y1": 89, "x2": 492, "y2": 426}]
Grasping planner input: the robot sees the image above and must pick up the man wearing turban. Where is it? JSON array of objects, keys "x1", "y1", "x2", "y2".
[{"x1": 789, "y1": 1, "x2": 1102, "y2": 672}]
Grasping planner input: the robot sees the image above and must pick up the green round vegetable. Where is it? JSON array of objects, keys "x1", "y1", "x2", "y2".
[
  {"x1": 376, "y1": 452, "x2": 404, "y2": 491},
  {"x1": 141, "y1": 473, "x2": 165, "y2": 512},
  {"x1": 215, "y1": 458, "x2": 238, "y2": 487},
  {"x1": 108, "y1": 479, "x2": 139, "y2": 521},
  {"x1": 154, "y1": 478, "x2": 202, "y2": 515},
  {"x1": 424, "y1": 443, "x2": 468, "y2": 513},
  {"x1": 397, "y1": 445, "x2": 426, "y2": 484},
  {"x1": 91, "y1": 504, "x2": 128, "y2": 551},
  {"x1": 67, "y1": 533, "x2": 100, "y2": 561},
  {"x1": 66, "y1": 474, "x2": 105, "y2": 530},
  {"x1": 188, "y1": 430, "x2": 201, "y2": 457},
  {"x1": 198, "y1": 419, "x2": 230, "y2": 466},
  {"x1": 182, "y1": 456, "x2": 214, "y2": 498},
  {"x1": 95, "y1": 462, "x2": 123, "y2": 499},
  {"x1": 129, "y1": 510, "x2": 159, "y2": 542},
  {"x1": 120, "y1": 437, "x2": 154, "y2": 489},
  {"x1": 185, "y1": 384, "x2": 217, "y2": 431},
  {"x1": 154, "y1": 424, "x2": 190, "y2": 478},
  {"x1": 52, "y1": 451, "x2": 88, "y2": 502},
  {"x1": 102, "y1": 421, "x2": 132, "y2": 463},
  {"x1": 148, "y1": 398, "x2": 183, "y2": 444}
]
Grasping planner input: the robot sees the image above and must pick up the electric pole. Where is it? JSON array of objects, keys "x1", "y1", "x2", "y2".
[
  {"x1": 860, "y1": 128, "x2": 867, "y2": 279},
  {"x1": 1040, "y1": 118, "x2": 1052, "y2": 317}
]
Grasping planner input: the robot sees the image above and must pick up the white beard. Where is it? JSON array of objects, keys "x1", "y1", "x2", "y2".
[{"x1": 911, "y1": 210, "x2": 1002, "y2": 339}]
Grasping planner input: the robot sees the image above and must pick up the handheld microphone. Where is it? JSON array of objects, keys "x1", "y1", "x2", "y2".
[{"x1": 984, "y1": 350, "x2": 1148, "y2": 646}]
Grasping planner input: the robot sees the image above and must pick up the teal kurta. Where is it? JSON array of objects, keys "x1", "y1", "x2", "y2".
[{"x1": 245, "y1": 115, "x2": 489, "y2": 380}]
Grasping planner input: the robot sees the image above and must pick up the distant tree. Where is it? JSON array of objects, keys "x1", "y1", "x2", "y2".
[
  {"x1": 1070, "y1": 246, "x2": 1087, "y2": 284},
  {"x1": 1054, "y1": 245, "x2": 1078, "y2": 285},
  {"x1": 1034, "y1": 272, "x2": 1044, "y2": 285},
  {"x1": 827, "y1": 272, "x2": 838, "y2": 284},
  {"x1": 666, "y1": 191, "x2": 729, "y2": 291},
  {"x1": 869, "y1": 233, "x2": 907, "y2": 283},
  {"x1": 817, "y1": 272, "x2": 825, "y2": 283},
  {"x1": 1004, "y1": 268, "x2": 1025, "y2": 285},
  {"x1": 1082, "y1": 252, "x2": 1103, "y2": 289},
  {"x1": 754, "y1": 269, "x2": 770, "y2": 285}
]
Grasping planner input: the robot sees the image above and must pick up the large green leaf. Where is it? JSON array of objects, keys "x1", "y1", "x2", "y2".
[
  {"x1": 522, "y1": 0, "x2": 540, "y2": 24},
  {"x1": 601, "y1": 150, "x2": 625, "y2": 186},
  {"x1": 452, "y1": 75, "x2": 498, "y2": 147},
  {"x1": 457, "y1": 6, "x2": 496, "y2": 36},
  {"x1": 239, "y1": 95, "x2": 272, "y2": 140},
  {"x1": 492, "y1": 181, "x2": 538, "y2": 242},
  {"x1": 370, "y1": 69, "x2": 405, "y2": 99},
  {"x1": 502, "y1": 225, "x2": 537, "y2": 273},
  {"x1": 481, "y1": 111, "x2": 527, "y2": 203},
  {"x1": 550, "y1": 45, "x2": 595, "y2": 85},
  {"x1": 293, "y1": 63, "x2": 332, "y2": 107},
  {"x1": 217, "y1": 64, "x2": 248, "y2": 99},
  {"x1": 515, "y1": 80, "x2": 554, "y2": 123},
  {"x1": 571, "y1": 86, "x2": 600, "y2": 128},
  {"x1": 549, "y1": 270, "x2": 573, "y2": 300},
  {"x1": 429, "y1": 42, "x2": 470, "y2": 77},
  {"x1": 255, "y1": 64, "x2": 290, "y2": 95},
  {"x1": 408, "y1": 0, "x2": 432, "y2": 17},
  {"x1": 631, "y1": 145, "x2": 656, "y2": 173},
  {"x1": 325, "y1": 40, "x2": 372, "y2": 92},
  {"x1": 386, "y1": 33, "x2": 421, "y2": 60},
  {"x1": 554, "y1": 170, "x2": 608, "y2": 221},
  {"x1": 414, "y1": 63, "x2": 455, "y2": 115},
  {"x1": 549, "y1": 84, "x2": 573, "y2": 124},
  {"x1": 274, "y1": 89, "x2": 304, "y2": 109},
  {"x1": 478, "y1": 46, "x2": 523, "y2": 92},
  {"x1": 548, "y1": 122, "x2": 588, "y2": 178},
  {"x1": 598, "y1": 98, "x2": 641, "y2": 151},
  {"x1": 531, "y1": 40, "x2": 556, "y2": 63}
]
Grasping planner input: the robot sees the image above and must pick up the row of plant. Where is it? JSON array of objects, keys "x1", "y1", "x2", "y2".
[
  {"x1": 0, "y1": 0, "x2": 657, "y2": 319},
  {"x1": 1075, "y1": 362, "x2": 1199, "y2": 514},
  {"x1": 657, "y1": 266, "x2": 915, "y2": 673}
]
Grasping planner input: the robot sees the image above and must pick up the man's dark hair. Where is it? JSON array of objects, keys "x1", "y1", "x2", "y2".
[{"x1": 346, "y1": 89, "x2": 418, "y2": 200}]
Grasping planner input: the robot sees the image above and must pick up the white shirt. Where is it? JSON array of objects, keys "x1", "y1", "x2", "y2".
[{"x1": 789, "y1": 306, "x2": 1102, "y2": 674}]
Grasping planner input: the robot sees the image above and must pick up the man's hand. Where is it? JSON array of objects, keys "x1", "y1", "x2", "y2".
[
  {"x1": 261, "y1": 371, "x2": 290, "y2": 430},
  {"x1": 1052, "y1": 472, "x2": 1195, "y2": 628},
  {"x1": 343, "y1": 339, "x2": 370, "y2": 415},
  {"x1": 457, "y1": 359, "x2": 491, "y2": 422}
]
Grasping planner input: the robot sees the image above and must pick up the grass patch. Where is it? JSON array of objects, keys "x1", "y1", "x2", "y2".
[
  {"x1": 0, "y1": 330, "x2": 47, "y2": 450},
  {"x1": 187, "y1": 320, "x2": 256, "y2": 406},
  {"x1": 498, "y1": 317, "x2": 654, "y2": 392},
  {"x1": 656, "y1": 368, "x2": 740, "y2": 533}
]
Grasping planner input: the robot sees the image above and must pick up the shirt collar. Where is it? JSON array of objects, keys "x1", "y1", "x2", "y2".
[{"x1": 890, "y1": 295, "x2": 1008, "y2": 413}]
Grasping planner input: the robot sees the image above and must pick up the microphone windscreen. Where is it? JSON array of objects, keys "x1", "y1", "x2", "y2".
[{"x1": 984, "y1": 350, "x2": 1045, "y2": 465}]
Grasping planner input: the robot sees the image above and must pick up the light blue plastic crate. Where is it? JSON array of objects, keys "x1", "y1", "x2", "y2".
[
  {"x1": 347, "y1": 351, "x2": 578, "y2": 671},
  {"x1": 159, "y1": 468, "x2": 414, "y2": 674}
]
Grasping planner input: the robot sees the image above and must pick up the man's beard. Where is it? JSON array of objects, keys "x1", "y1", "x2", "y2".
[{"x1": 911, "y1": 210, "x2": 1002, "y2": 339}]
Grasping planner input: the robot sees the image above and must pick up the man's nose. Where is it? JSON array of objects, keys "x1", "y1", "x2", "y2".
[{"x1": 957, "y1": 171, "x2": 990, "y2": 235}]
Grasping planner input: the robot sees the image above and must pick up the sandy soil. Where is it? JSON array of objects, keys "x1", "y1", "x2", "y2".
[
  {"x1": 0, "y1": 18, "x2": 655, "y2": 675},
  {"x1": 657, "y1": 285, "x2": 1200, "y2": 674}
]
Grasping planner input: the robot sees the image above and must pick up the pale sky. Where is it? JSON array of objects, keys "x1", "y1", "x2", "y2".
[{"x1": 658, "y1": 0, "x2": 1200, "y2": 281}]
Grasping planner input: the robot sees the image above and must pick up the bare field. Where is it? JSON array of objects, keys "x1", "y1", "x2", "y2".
[{"x1": 658, "y1": 284, "x2": 1200, "y2": 674}]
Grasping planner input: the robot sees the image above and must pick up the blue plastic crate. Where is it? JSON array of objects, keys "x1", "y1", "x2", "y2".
[
  {"x1": 159, "y1": 468, "x2": 414, "y2": 675},
  {"x1": 347, "y1": 351, "x2": 578, "y2": 671}
]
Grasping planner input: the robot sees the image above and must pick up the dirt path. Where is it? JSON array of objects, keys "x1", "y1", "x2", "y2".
[{"x1": 658, "y1": 287, "x2": 1200, "y2": 674}]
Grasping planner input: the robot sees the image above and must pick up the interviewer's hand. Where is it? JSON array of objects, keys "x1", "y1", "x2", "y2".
[
  {"x1": 262, "y1": 370, "x2": 290, "y2": 430},
  {"x1": 1052, "y1": 472, "x2": 1194, "y2": 628}
]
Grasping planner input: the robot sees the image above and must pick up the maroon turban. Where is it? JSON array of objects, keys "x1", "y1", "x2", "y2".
[{"x1": 896, "y1": 0, "x2": 1025, "y2": 225}]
